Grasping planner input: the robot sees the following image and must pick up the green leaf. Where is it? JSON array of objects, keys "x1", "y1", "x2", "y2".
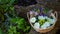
[
  {"x1": 8, "y1": 26, "x2": 17, "y2": 34},
  {"x1": 16, "y1": 32, "x2": 20, "y2": 34},
  {"x1": 26, "y1": 26, "x2": 30, "y2": 30},
  {"x1": 24, "y1": 26, "x2": 30, "y2": 32},
  {"x1": 0, "y1": 13, "x2": 4, "y2": 21},
  {"x1": 0, "y1": 0, "x2": 9, "y2": 4},
  {"x1": 9, "y1": 0, "x2": 15, "y2": 5},
  {"x1": 16, "y1": 18, "x2": 24, "y2": 24},
  {"x1": 10, "y1": 18, "x2": 19, "y2": 23},
  {"x1": 43, "y1": 8, "x2": 50, "y2": 14},
  {"x1": 0, "y1": 28, "x2": 2, "y2": 34},
  {"x1": 10, "y1": 7, "x2": 14, "y2": 11},
  {"x1": 0, "y1": 0, "x2": 15, "y2": 4}
]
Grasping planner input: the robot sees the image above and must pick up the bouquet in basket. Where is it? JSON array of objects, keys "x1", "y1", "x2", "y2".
[{"x1": 29, "y1": 7, "x2": 55, "y2": 29}]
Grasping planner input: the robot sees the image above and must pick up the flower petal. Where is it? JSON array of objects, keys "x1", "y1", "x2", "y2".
[
  {"x1": 41, "y1": 22, "x2": 50, "y2": 29},
  {"x1": 30, "y1": 17, "x2": 36, "y2": 23},
  {"x1": 34, "y1": 23, "x2": 40, "y2": 29}
]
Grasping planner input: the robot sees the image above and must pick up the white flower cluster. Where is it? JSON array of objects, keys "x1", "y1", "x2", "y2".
[
  {"x1": 30, "y1": 16, "x2": 55, "y2": 29},
  {"x1": 41, "y1": 22, "x2": 50, "y2": 29}
]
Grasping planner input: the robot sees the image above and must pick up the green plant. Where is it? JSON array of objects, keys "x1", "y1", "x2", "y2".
[
  {"x1": 8, "y1": 26, "x2": 16, "y2": 34},
  {"x1": 7, "y1": 26, "x2": 20, "y2": 34},
  {"x1": 0, "y1": 0, "x2": 18, "y2": 34},
  {"x1": 10, "y1": 17, "x2": 30, "y2": 33},
  {"x1": 0, "y1": 28, "x2": 2, "y2": 34},
  {"x1": 0, "y1": 0, "x2": 16, "y2": 22},
  {"x1": 0, "y1": 0, "x2": 30, "y2": 34},
  {"x1": 0, "y1": 0, "x2": 15, "y2": 15},
  {"x1": 43, "y1": 8, "x2": 50, "y2": 14}
]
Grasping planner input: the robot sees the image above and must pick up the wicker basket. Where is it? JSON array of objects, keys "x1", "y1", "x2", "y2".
[{"x1": 26, "y1": 5, "x2": 57, "y2": 33}]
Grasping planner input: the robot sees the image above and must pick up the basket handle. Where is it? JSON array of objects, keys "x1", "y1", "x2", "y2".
[
  {"x1": 27, "y1": 12, "x2": 34, "y2": 27},
  {"x1": 53, "y1": 11, "x2": 58, "y2": 19},
  {"x1": 53, "y1": 11, "x2": 58, "y2": 21}
]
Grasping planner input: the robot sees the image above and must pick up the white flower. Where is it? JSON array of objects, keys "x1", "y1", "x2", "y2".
[
  {"x1": 38, "y1": 16, "x2": 45, "y2": 20},
  {"x1": 41, "y1": 22, "x2": 50, "y2": 29},
  {"x1": 48, "y1": 18, "x2": 55, "y2": 24},
  {"x1": 30, "y1": 17, "x2": 36, "y2": 23},
  {"x1": 44, "y1": 16, "x2": 48, "y2": 19},
  {"x1": 52, "y1": 19, "x2": 55, "y2": 24},
  {"x1": 34, "y1": 22, "x2": 40, "y2": 29}
]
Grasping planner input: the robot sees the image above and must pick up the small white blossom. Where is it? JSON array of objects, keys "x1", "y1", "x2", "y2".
[
  {"x1": 52, "y1": 19, "x2": 55, "y2": 23},
  {"x1": 48, "y1": 18, "x2": 55, "y2": 24},
  {"x1": 41, "y1": 22, "x2": 50, "y2": 29},
  {"x1": 34, "y1": 22, "x2": 40, "y2": 29},
  {"x1": 30, "y1": 17, "x2": 36, "y2": 23},
  {"x1": 38, "y1": 16, "x2": 45, "y2": 20},
  {"x1": 44, "y1": 16, "x2": 48, "y2": 19}
]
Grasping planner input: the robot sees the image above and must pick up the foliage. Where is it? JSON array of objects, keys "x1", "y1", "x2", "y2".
[
  {"x1": 0, "y1": 0, "x2": 15, "y2": 12},
  {"x1": 0, "y1": 0, "x2": 24, "y2": 34},
  {"x1": 43, "y1": 8, "x2": 50, "y2": 14},
  {"x1": 7, "y1": 26, "x2": 20, "y2": 34},
  {"x1": 0, "y1": 0, "x2": 16, "y2": 22},
  {"x1": 0, "y1": 28, "x2": 2, "y2": 34},
  {"x1": 10, "y1": 17, "x2": 30, "y2": 33},
  {"x1": 0, "y1": 0, "x2": 31, "y2": 34},
  {"x1": 8, "y1": 26, "x2": 16, "y2": 34}
]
